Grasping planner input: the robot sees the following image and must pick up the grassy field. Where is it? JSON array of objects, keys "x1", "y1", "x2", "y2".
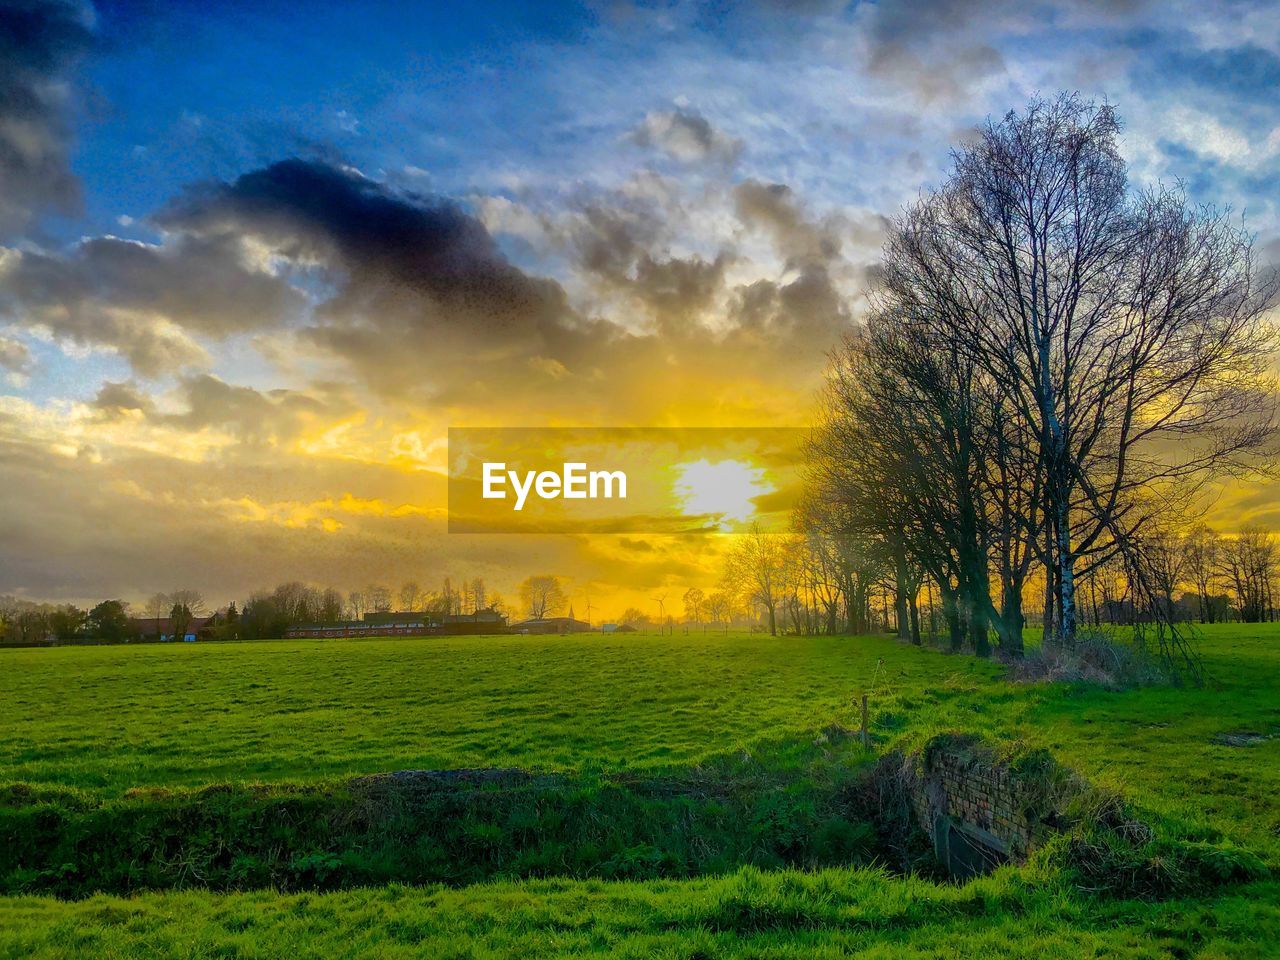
[
  {"x1": 0, "y1": 631, "x2": 1006, "y2": 792},
  {"x1": 3, "y1": 872, "x2": 1277, "y2": 959},
  {"x1": 1, "y1": 624, "x2": 1277, "y2": 957}
]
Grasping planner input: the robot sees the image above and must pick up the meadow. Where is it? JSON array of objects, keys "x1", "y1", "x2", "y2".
[
  {"x1": 0, "y1": 631, "x2": 1005, "y2": 792},
  {"x1": 0, "y1": 625, "x2": 1277, "y2": 957}
]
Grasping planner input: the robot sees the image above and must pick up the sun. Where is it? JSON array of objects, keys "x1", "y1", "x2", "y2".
[{"x1": 671, "y1": 458, "x2": 774, "y2": 529}]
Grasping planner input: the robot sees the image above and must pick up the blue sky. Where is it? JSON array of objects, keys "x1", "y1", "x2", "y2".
[{"x1": 1, "y1": 0, "x2": 1278, "y2": 604}]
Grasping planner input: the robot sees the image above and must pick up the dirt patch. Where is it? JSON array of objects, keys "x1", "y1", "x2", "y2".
[{"x1": 1211, "y1": 730, "x2": 1275, "y2": 747}]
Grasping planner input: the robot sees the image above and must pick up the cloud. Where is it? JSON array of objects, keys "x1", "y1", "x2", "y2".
[
  {"x1": 0, "y1": 335, "x2": 32, "y2": 376},
  {"x1": 90, "y1": 378, "x2": 152, "y2": 418},
  {"x1": 727, "y1": 266, "x2": 849, "y2": 341},
  {"x1": 155, "y1": 159, "x2": 619, "y2": 397},
  {"x1": 854, "y1": 0, "x2": 1149, "y2": 105},
  {"x1": 0, "y1": 233, "x2": 306, "y2": 375},
  {"x1": 734, "y1": 179, "x2": 844, "y2": 268},
  {"x1": 91, "y1": 373, "x2": 356, "y2": 450},
  {"x1": 628, "y1": 106, "x2": 742, "y2": 163},
  {"x1": 156, "y1": 158, "x2": 563, "y2": 330},
  {"x1": 1163, "y1": 105, "x2": 1262, "y2": 167},
  {"x1": 0, "y1": 0, "x2": 94, "y2": 238}
]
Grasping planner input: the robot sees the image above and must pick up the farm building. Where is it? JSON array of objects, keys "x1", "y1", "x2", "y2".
[
  {"x1": 285, "y1": 607, "x2": 508, "y2": 639},
  {"x1": 129, "y1": 615, "x2": 217, "y2": 642},
  {"x1": 286, "y1": 620, "x2": 431, "y2": 639},
  {"x1": 509, "y1": 615, "x2": 593, "y2": 635}
]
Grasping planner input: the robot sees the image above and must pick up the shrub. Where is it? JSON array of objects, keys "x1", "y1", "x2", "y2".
[{"x1": 1008, "y1": 629, "x2": 1168, "y2": 689}]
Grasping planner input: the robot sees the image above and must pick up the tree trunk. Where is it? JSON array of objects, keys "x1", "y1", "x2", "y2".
[
  {"x1": 1055, "y1": 500, "x2": 1078, "y2": 647},
  {"x1": 893, "y1": 541, "x2": 910, "y2": 641},
  {"x1": 999, "y1": 586, "x2": 1024, "y2": 657},
  {"x1": 941, "y1": 585, "x2": 963, "y2": 652}
]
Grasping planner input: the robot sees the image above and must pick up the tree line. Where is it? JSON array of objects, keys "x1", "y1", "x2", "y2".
[
  {"x1": 0, "y1": 575, "x2": 512, "y2": 645},
  {"x1": 722, "y1": 95, "x2": 1277, "y2": 671}
]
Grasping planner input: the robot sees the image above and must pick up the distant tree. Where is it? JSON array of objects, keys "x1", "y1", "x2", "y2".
[
  {"x1": 347, "y1": 591, "x2": 365, "y2": 619},
  {"x1": 169, "y1": 601, "x2": 193, "y2": 641},
  {"x1": 703, "y1": 592, "x2": 732, "y2": 632},
  {"x1": 520, "y1": 575, "x2": 567, "y2": 620},
  {"x1": 1184, "y1": 526, "x2": 1222, "y2": 623},
  {"x1": 723, "y1": 523, "x2": 786, "y2": 636},
  {"x1": 682, "y1": 587, "x2": 705, "y2": 630},
  {"x1": 1219, "y1": 528, "x2": 1277, "y2": 623},
  {"x1": 618, "y1": 607, "x2": 652, "y2": 629},
  {"x1": 48, "y1": 604, "x2": 86, "y2": 640},
  {"x1": 240, "y1": 592, "x2": 285, "y2": 640},
  {"x1": 398, "y1": 581, "x2": 421, "y2": 611},
  {"x1": 0, "y1": 599, "x2": 57, "y2": 644},
  {"x1": 366, "y1": 584, "x2": 392, "y2": 614},
  {"x1": 441, "y1": 578, "x2": 460, "y2": 615},
  {"x1": 168, "y1": 589, "x2": 206, "y2": 618},
  {"x1": 320, "y1": 588, "x2": 344, "y2": 622},
  {"x1": 1133, "y1": 528, "x2": 1189, "y2": 622},
  {"x1": 470, "y1": 578, "x2": 487, "y2": 612},
  {"x1": 218, "y1": 601, "x2": 240, "y2": 641},
  {"x1": 87, "y1": 600, "x2": 132, "y2": 642},
  {"x1": 272, "y1": 582, "x2": 318, "y2": 624},
  {"x1": 144, "y1": 592, "x2": 170, "y2": 631},
  {"x1": 423, "y1": 590, "x2": 451, "y2": 620}
]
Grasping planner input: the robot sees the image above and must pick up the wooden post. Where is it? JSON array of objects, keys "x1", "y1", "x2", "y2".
[{"x1": 860, "y1": 693, "x2": 870, "y2": 750}]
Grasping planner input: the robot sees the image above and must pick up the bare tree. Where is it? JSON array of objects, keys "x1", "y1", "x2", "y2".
[
  {"x1": 879, "y1": 94, "x2": 1276, "y2": 651},
  {"x1": 1219, "y1": 527, "x2": 1277, "y2": 623},
  {"x1": 168, "y1": 589, "x2": 206, "y2": 618},
  {"x1": 320, "y1": 587, "x2": 344, "y2": 622},
  {"x1": 398, "y1": 581, "x2": 421, "y2": 612},
  {"x1": 366, "y1": 584, "x2": 392, "y2": 614},
  {"x1": 703, "y1": 591, "x2": 731, "y2": 633},
  {"x1": 723, "y1": 523, "x2": 786, "y2": 636},
  {"x1": 520, "y1": 575, "x2": 567, "y2": 620},
  {"x1": 1183, "y1": 525, "x2": 1221, "y2": 623},
  {"x1": 681, "y1": 587, "x2": 705, "y2": 632},
  {"x1": 145, "y1": 592, "x2": 170, "y2": 623}
]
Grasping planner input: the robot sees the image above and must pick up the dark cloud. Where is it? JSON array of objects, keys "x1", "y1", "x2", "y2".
[
  {"x1": 628, "y1": 106, "x2": 742, "y2": 163},
  {"x1": 0, "y1": 0, "x2": 94, "y2": 237},
  {"x1": 571, "y1": 201, "x2": 667, "y2": 287},
  {"x1": 90, "y1": 378, "x2": 152, "y2": 418},
  {"x1": 630, "y1": 252, "x2": 731, "y2": 331},
  {"x1": 0, "y1": 233, "x2": 306, "y2": 375},
  {"x1": 158, "y1": 159, "x2": 566, "y2": 334},
  {"x1": 156, "y1": 159, "x2": 616, "y2": 397},
  {"x1": 728, "y1": 266, "x2": 849, "y2": 341},
  {"x1": 734, "y1": 179, "x2": 843, "y2": 267}
]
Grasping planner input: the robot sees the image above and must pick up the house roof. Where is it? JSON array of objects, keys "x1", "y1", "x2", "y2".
[{"x1": 510, "y1": 616, "x2": 591, "y2": 628}]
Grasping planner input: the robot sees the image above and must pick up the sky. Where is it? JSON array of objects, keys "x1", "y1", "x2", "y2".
[{"x1": 1, "y1": 0, "x2": 1278, "y2": 616}]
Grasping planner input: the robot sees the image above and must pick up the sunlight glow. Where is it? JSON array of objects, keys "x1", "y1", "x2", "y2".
[{"x1": 671, "y1": 458, "x2": 774, "y2": 528}]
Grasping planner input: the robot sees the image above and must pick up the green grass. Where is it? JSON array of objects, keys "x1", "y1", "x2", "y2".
[
  {"x1": 0, "y1": 631, "x2": 1005, "y2": 793},
  {"x1": 1, "y1": 624, "x2": 1277, "y2": 956},
  {"x1": 1, "y1": 870, "x2": 1277, "y2": 958}
]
